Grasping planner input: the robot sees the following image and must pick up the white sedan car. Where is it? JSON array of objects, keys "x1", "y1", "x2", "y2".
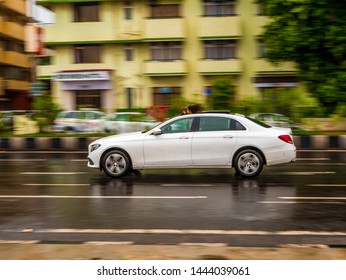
[{"x1": 88, "y1": 113, "x2": 296, "y2": 178}]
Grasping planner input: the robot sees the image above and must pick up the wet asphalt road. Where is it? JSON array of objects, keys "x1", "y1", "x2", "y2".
[{"x1": 0, "y1": 150, "x2": 345, "y2": 247}]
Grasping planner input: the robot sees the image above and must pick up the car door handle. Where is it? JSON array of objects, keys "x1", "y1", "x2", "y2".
[
  {"x1": 179, "y1": 136, "x2": 189, "y2": 139},
  {"x1": 223, "y1": 135, "x2": 234, "y2": 139}
]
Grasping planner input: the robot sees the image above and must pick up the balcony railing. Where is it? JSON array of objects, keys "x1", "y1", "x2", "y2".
[
  {"x1": 254, "y1": 59, "x2": 296, "y2": 73},
  {"x1": 3, "y1": 52, "x2": 30, "y2": 68},
  {"x1": 144, "y1": 60, "x2": 187, "y2": 76},
  {"x1": 5, "y1": 80, "x2": 29, "y2": 91},
  {"x1": 144, "y1": 18, "x2": 185, "y2": 41},
  {"x1": 199, "y1": 59, "x2": 241, "y2": 74},
  {"x1": 1, "y1": 0, "x2": 26, "y2": 16},
  {"x1": 254, "y1": 16, "x2": 270, "y2": 37},
  {"x1": 0, "y1": 22, "x2": 25, "y2": 41},
  {"x1": 199, "y1": 16, "x2": 241, "y2": 39}
]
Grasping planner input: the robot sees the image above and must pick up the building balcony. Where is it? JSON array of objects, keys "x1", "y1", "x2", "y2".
[
  {"x1": 199, "y1": 16, "x2": 241, "y2": 39},
  {"x1": 0, "y1": 22, "x2": 25, "y2": 41},
  {"x1": 254, "y1": 59, "x2": 297, "y2": 73},
  {"x1": 5, "y1": 80, "x2": 29, "y2": 91},
  {"x1": 144, "y1": 60, "x2": 187, "y2": 76},
  {"x1": 199, "y1": 59, "x2": 242, "y2": 75},
  {"x1": 1, "y1": 0, "x2": 26, "y2": 16},
  {"x1": 254, "y1": 16, "x2": 270, "y2": 37},
  {"x1": 2, "y1": 52, "x2": 30, "y2": 68},
  {"x1": 0, "y1": 77, "x2": 4, "y2": 95},
  {"x1": 143, "y1": 18, "x2": 185, "y2": 41},
  {"x1": 44, "y1": 22, "x2": 115, "y2": 44}
]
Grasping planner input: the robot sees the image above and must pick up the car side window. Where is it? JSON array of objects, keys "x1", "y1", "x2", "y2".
[
  {"x1": 161, "y1": 117, "x2": 194, "y2": 134},
  {"x1": 230, "y1": 119, "x2": 247, "y2": 131},
  {"x1": 199, "y1": 116, "x2": 230, "y2": 131}
]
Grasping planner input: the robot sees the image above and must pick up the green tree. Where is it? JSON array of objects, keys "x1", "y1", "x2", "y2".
[
  {"x1": 256, "y1": 0, "x2": 346, "y2": 114},
  {"x1": 32, "y1": 93, "x2": 60, "y2": 132},
  {"x1": 209, "y1": 77, "x2": 235, "y2": 110}
]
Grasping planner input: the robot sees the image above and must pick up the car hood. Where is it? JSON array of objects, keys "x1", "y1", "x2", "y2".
[{"x1": 92, "y1": 131, "x2": 145, "y2": 145}]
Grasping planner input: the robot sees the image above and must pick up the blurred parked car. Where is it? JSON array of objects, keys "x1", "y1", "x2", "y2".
[
  {"x1": 103, "y1": 112, "x2": 159, "y2": 134},
  {"x1": 53, "y1": 110, "x2": 105, "y2": 133},
  {"x1": 249, "y1": 113, "x2": 302, "y2": 130},
  {"x1": 0, "y1": 110, "x2": 35, "y2": 131}
]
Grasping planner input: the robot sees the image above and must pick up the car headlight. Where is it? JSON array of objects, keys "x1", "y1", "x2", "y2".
[{"x1": 90, "y1": 143, "x2": 101, "y2": 152}]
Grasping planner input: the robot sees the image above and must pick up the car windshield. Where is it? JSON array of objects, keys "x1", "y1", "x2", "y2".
[{"x1": 246, "y1": 116, "x2": 271, "y2": 128}]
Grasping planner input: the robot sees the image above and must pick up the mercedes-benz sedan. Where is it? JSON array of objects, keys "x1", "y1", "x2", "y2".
[{"x1": 87, "y1": 113, "x2": 296, "y2": 178}]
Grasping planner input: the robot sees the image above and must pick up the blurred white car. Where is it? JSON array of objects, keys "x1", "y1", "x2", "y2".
[
  {"x1": 53, "y1": 110, "x2": 105, "y2": 133},
  {"x1": 88, "y1": 113, "x2": 296, "y2": 178},
  {"x1": 249, "y1": 113, "x2": 302, "y2": 130},
  {"x1": 103, "y1": 112, "x2": 159, "y2": 134}
]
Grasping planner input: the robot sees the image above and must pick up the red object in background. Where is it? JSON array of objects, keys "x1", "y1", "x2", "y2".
[
  {"x1": 36, "y1": 26, "x2": 44, "y2": 55},
  {"x1": 147, "y1": 105, "x2": 169, "y2": 122}
]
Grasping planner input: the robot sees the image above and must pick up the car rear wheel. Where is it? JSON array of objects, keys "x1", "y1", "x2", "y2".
[
  {"x1": 101, "y1": 150, "x2": 131, "y2": 178},
  {"x1": 234, "y1": 149, "x2": 263, "y2": 177}
]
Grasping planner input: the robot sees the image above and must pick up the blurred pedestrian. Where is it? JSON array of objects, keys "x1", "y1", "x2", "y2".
[{"x1": 182, "y1": 104, "x2": 202, "y2": 115}]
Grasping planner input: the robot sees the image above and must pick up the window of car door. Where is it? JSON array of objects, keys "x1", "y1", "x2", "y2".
[{"x1": 161, "y1": 117, "x2": 195, "y2": 134}]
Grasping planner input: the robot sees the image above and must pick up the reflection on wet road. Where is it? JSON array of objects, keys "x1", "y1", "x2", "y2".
[{"x1": 0, "y1": 150, "x2": 345, "y2": 246}]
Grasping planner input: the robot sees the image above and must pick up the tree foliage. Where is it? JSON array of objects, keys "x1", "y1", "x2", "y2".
[
  {"x1": 256, "y1": 0, "x2": 346, "y2": 114},
  {"x1": 32, "y1": 93, "x2": 60, "y2": 132},
  {"x1": 209, "y1": 77, "x2": 235, "y2": 110}
]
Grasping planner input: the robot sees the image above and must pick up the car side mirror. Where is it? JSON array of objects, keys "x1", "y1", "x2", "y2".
[{"x1": 151, "y1": 129, "x2": 162, "y2": 136}]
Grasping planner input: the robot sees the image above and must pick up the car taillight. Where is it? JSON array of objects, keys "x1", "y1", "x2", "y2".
[
  {"x1": 279, "y1": 135, "x2": 293, "y2": 144},
  {"x1": 278, "y1": 135, "x2": 293, "y2": 144}
]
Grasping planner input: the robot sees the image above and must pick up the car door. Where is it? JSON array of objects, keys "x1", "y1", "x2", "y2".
[
  {"x1": 143, "y1": 116, "x2": 195, "y2": 166},
  {"x1": 191, "y1": 116, "x2": 238, "y2": 165}
]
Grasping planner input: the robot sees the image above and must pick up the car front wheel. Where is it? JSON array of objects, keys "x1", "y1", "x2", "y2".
[
  {"x1": 234, "y1": 149, "x2": 263, "y2": 177},
  {"x1": 101, "y1": 150, "x2": 131, "y2": 178}
]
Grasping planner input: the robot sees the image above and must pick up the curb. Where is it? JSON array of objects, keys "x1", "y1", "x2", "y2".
[{"x1": 0, "y1": 135, "x2": 345, "y2": 151}]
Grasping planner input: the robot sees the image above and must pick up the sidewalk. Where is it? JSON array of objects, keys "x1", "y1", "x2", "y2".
[
  {"x1": 0, "y1": 135, "x2": 345, "y2": 151},
  {"x1": 0, "y1": 243, "x2": 345, "y2": 260}
]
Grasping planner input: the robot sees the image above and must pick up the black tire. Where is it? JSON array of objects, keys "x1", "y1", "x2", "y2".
[
  {"x1": 233, "y1": 149, "x2": 263, "y2": 177},
  {"x1": 101, "y1": 150, "x2": 131, "y2": 178}
]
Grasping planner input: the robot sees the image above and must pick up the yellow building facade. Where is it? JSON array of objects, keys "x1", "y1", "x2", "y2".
[
  {"x1": 37, "y1": 0, "x2": 297, "y2": 112},
  {"x1": 0, "y1": 0, "x2": 32, "y2": 110}
]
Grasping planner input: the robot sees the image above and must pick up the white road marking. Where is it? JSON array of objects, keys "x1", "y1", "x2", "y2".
[
  {"x1": 0, "y1": 159, "x2": 46, "y2": 162},
  {"x1": 0, "y1": 240, "x2": 39, "y2": 244},
  {"x1": 23, "y1": 184, "x2": 89, "y2": 187},
  {"x1": 295, "y1": 163, "x2": 346, "y2": 166},
  {"x1": 160, "y1": 184, "x2": 212, "y2": 187},
  {"x1": 14, "y1": 228, "x2": 346, "y2": 236},
  {"x1": 178, "y1": 243, "x2": 228, "y2": 247},
  {"x1": 85, "y1": 241, "x2": 134, "y2": 245},
  {"x1": 20, "y1": 172, "x2": 86, "y2": 175},
  {"x1": 278, "y1": 171, "x2": 335, "y2": 175},
  {"x1": 259, "y1": 201, "x2": 345, "y2": 204},
  {"x1": 279, "y1": 197, "x2": 346, "y2": 200},
  {"x1": 296, "y1": 158, "x2": 330, "y2": 161},
  {"x1": 0, "y1": 195, "x2": 207, "y2": 199},
  {"x1": 298, "y1": 150, "x2": 346, "y2": 153},
  {"x1": 306, "y1": 184, "x2": 346, "y2": 187}
]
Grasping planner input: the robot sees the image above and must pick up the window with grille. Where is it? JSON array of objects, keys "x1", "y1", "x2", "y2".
[
  {"x1": 74, "y1": 45, "x2": 101, "y2": 63},
  {"x1": 150, "y1": 4, "x2": 180, "y2": 18},
  {"x1": 124, "y1": 0, "x2": 133, "y2": 20},
  {"x1": 203, "y1": 0, "x2": 236, "y2": 16},
  {"x1": 74, "y1": 2, "x2": 100, "y2": 22},
  {"x1": 150, "y1": 42, "x2": 182, "y2": 61},
  {"x1": 204, "y1": 40, "x2": 236, "y2": 60},
  {"x1": 124, "y1": 45, "x2": 134, "y2": 61}
]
